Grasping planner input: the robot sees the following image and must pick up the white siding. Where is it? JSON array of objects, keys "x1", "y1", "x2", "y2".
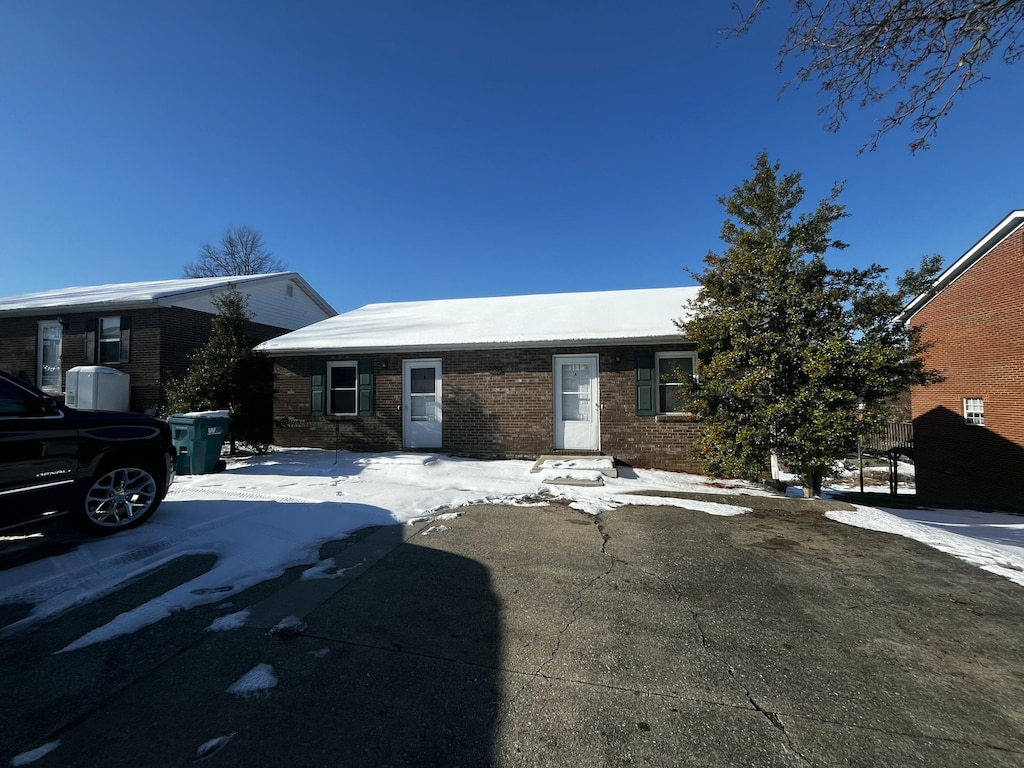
[{"x1": 168, "y1": 277, "x2": 331, "y2": 330}]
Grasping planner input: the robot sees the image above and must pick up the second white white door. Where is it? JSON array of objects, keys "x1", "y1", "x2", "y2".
[{"x1": 553, "y1": 354, "x2": 599, "y2": 450}]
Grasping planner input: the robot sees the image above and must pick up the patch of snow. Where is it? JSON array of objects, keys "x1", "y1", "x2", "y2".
[
  {"x1": 207, "y1": 609, "x2": 250, "y2": 632},
  {"x1": 567, "y1": 494, "x2": 750, "y2": 516},
  {"x1": 226, "y1": 663, "x2": 278, "y2": 698},
  {"x1": 537, "y1": 469, "x2": 605, "y2": 483},
  {"x1": 10, "y1": 741, "x2": 60, "y2": 766},
  {"x1": 0, "y1": 274, "x2": 286, "y2": 312},
  {"x1": 194, "y1": 733, "x2": 236, "y2": 762},
  {"x1": 256, "y1": 287, "x2": 699, "y2": 353},
  {"x1": 268, "y1": 616, "x2": 307, "y2": 636},
  {"x1": 421, "y1": 525, "x2": 451, "y2": 535},
  {"x1": 301, "y1": 557, "x2": 362, "y2": 580},
  {"x1": 827, "y1": 506, "x2": 1024, "y2": 587},
  {"x1": 3, "y1": 449, "x2": 1022, "y2": 656}
]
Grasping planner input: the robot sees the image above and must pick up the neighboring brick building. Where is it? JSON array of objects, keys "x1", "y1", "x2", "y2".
[
  {"x1": 899, "y1": 210, "x2": 1024, "y2": 509},
  {"x1": 258, "y1": 287, "x2": 704, "y2": 472},
  {"x1": 0, "y1": 273, "x2": 335, "y2": 413}
]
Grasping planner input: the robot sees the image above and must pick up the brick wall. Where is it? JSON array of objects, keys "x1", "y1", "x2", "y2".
[
  {"x1": 271, "y1": 345, "x2": 703, "y2": 472},
  {"x1": 910, "y1": 225, "x2": 1024, "y2": 507},
  {"x1": 0, "y1": 316, "x2": 40, "y2": 382},
  {"x1": 0, "y1": 306, "x2": 290, "y2": 413}
]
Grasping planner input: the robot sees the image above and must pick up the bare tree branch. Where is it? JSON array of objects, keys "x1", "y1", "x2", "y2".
[
  {"x1": 183, "y1": 225, "x2": 286, "y2": 278},
  {"x1": 727, "y1": 1, "x2": 1024, "y2": 152}
]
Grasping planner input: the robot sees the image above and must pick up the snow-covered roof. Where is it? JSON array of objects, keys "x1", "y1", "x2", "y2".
[
  {"x1": 257, "y1": 286, "x2": 699, "y2": 355},
  {"x1": 899, "y1": 210, "x2": 1024, "y2": 323},
  {"x1": 0, "y1": 272, "x2": 336, "y2": 317}
]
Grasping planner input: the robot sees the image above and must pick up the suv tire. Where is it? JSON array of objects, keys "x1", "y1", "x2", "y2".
[{"x1": 75, "y1": 463, "x2": 165, "y2": 534}]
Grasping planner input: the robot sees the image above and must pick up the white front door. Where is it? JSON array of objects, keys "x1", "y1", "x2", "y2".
[
  {"x1": 403, "y1": 359, "x2": 442, "y2": 449},
  {"x1": 37, "y1": 321, "x2": 63, "y2": 393},
  {"x1": 554, "y1": 354, "x2": 600, "y2": 451}
]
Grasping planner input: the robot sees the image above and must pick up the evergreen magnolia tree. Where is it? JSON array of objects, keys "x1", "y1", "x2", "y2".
[
  {"x1": 165, "y1": 288, "x2": 274, "y2": 453},
  {"x1": 680, "y1": 152, "x2": 942, "y2": 496}
]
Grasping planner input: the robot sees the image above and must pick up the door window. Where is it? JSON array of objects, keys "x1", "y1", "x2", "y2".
[
  {"x1": 560, "y1": 363, "x2": 592, "y2": 422},
  {"x1": 38, "y1": 322, "x2": 63, "y2": 393},
  {"x1": 410, "y1": 367, "x2": 437, "y2": 421}
]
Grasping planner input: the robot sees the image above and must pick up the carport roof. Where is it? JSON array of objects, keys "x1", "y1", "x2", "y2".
[{"x1": 257, "y1": 286, "x2": 700, "y2": 355}]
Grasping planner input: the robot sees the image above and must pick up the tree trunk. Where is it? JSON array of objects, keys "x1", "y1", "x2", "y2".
[{"x1": 801, "y1": 465, "x2": 824, "y2": 498}]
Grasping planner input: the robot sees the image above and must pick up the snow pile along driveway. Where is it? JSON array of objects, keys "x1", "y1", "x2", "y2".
[{"x1": 1, "y1": 449, "x2": 1022, "y2": 654}]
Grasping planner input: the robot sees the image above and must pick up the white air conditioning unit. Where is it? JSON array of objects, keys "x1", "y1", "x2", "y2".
[{"x1": 65, "y1": 366, "x2": 131, "y2": 411}]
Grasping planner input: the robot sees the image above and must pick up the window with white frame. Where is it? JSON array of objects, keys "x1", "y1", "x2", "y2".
[
  {"x1": 98, "y1": 316, "x2": 123, "y2": 364},
  {"x1": 656, "y1": 352, "x2": 697, "y2": 413},
  {"x1": 327, "y1": 362, "x2": 358, "y2": 416},
  {"x1": 963, "y1": 397, "x2": 985, "y2": 426}
]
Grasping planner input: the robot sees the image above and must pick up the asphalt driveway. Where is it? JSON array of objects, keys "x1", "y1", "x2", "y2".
[{"x1": 2, "y1": 497, "x2": 1022, "y2": 767}]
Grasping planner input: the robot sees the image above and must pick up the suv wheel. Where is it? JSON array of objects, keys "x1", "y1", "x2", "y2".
[{"x1": 77, "y1": 464, "x2": 163, "y2": 534}]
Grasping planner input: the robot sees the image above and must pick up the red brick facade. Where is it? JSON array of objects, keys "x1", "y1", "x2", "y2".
[
  {"x1": 0, "y1": 307, "x2": 286, "y2": 413},
  {"x1": 909, "y1": 220, "x2": 1024, "y2": 508},
  {"x1": 271, "y1": 345, "x2": 703, "y2": 472}
]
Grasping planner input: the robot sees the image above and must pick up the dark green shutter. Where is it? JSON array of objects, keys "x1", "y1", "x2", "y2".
[
  {"x1": 119, "y1": 316, "x2": 131, "y2": 363},
  {"x1": 357, "y1": 359, "x2": 374, "y2": 416},
  {"x1": 310, "y1": 360, "x2": 326, "y2": 415},
  {"x1": 635, "y1": 351, "x2": 656, "y2": 416},
  {"x1": 85, "y1": 318, "x2": 97, "y2": 364}
]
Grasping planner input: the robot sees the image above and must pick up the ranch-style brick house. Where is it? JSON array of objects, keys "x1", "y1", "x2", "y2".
[
  {"x1": 0, "y1": 273, "x2": 335, "y2": 413},
  {"x1": 258, "y1": 287, "x2": 704, "y2": 471},
  {"x1": 899, "y1": 210, "x2": 1024, "y2": 509}
]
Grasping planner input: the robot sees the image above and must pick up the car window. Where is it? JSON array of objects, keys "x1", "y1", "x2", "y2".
[{"x1": 0, "y1": 378, "x2": 37, "y2": 417}]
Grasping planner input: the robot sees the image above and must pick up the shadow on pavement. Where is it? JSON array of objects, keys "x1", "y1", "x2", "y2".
[{"x1": 0, "y1": 522, "x2": 502, "y2": 768}]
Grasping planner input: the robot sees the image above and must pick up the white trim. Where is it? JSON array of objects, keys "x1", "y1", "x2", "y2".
[
  {"x1": 963, "y1": 397, "x2": 985, "y2": 426},
  {"x1": 900, "y1": 211, "x2": 1024, "y2": 323}
]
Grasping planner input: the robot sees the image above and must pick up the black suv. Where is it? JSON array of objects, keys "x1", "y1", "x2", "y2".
[{"x1": 0, "y1": 370, "x2": 175, "y2": 534}]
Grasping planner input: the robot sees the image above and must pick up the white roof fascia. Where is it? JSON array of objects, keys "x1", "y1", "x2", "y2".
[
  {"x1": 899, "y1": 210, "x2": 1024, "y2": 324},
  {"x1": 288, "y1": 274, "x2": 338, "y2": 317}
]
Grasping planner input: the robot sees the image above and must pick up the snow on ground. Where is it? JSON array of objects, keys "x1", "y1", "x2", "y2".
[
  {"x1": 225, "y1": 663, "x2": 278, "y2": 698},
  {"x1": 0, "y1": 450, "x2": 763, "y2": 651},
  {"x1": 1, "y1": 449, "x2": 1022, "y2": 656},
  {"x1": 827, "y1": 505, "x2": 1024, "y2": 587}
]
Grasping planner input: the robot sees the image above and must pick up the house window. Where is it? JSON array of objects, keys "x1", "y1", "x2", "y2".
[
  {"x1": 99, "y1": 317, "x2": 122, "y2": 363},
  {"x1": 85, "y1": 316, "x2": 130, "y2": 365},
  {"x1": 656, "y1": 352, "x2": 696, "y2": 413},
  {"x1": 327, "y1": 362, "x2": 358, "y2": 416},
  {"x1": 963, "y1": 397, "x2": 985, "y2": 426},
  {"x1": 312, "y1": 360, "x2": 375, "y2": 417}
]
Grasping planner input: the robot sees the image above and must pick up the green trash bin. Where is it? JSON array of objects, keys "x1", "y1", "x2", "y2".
[{"x1": 169, "y1": 411, "x2": 231, "y2": 474}]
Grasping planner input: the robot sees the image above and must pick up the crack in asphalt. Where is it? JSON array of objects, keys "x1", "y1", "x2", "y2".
[
  {"x1": 727, "y1": 665, "x2": 813, "y2": 766},
  {"x1": 595, "y1": 516, "x2": 816, "y2": 766},
  {"x1": 535, "y1": 560, "x2": 617, "y2": 679}
]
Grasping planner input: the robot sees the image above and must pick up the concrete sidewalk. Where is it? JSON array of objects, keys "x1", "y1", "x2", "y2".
[{"x1": 2, "y1": 500, "x2": 1023, "y2": 767}]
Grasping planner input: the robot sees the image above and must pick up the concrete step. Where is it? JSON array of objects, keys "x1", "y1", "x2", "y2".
[{"x1": 530, "y1": 455, "x2": 617, "y2": 486}]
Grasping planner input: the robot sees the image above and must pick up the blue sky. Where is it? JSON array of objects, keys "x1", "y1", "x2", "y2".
[{"x1": 2, "y1": 1, "x2": 1021, "y2": 314}]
